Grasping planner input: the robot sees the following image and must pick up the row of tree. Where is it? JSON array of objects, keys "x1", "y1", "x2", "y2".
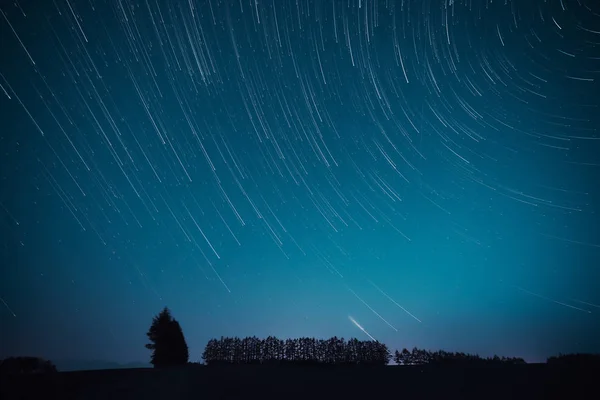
[
  {"x1": 0, "y1": 357, "x2": 57, "y2": 375},
  {"x1": 547, "y1": 353, "x2": 600, "y2": 366},
  {"x1": 3, "y1": 307, "x2": 598, "y2": 375},
  {"x1": 144, "y1": 308, "x2": 527, "y2": 368},
  {"x1": 201, "y1": 336, "x2": 392, "y2": 365},
  {"x1": 393, "y1": 348, "x2": 526, "y2": 365}
]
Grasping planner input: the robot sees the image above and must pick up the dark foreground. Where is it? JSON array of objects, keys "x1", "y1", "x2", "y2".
[{"x1": 1, "y1": 363, "x2": 597, "y2": 400}]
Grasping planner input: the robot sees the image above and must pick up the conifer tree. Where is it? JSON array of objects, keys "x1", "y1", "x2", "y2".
[{"x1": 145, "y1": 307, "x2": 189, "y2": 367}]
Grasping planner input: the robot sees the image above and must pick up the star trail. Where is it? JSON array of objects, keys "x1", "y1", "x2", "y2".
[{"x1": 1, "y1": 0, "x2": 599, "y2": 365}]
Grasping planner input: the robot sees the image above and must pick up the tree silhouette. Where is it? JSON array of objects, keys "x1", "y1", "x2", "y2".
[
  {"x1": 392, "y1": 347, "x2": 525, "y2": 366},
  {"x1": 202, "y1": 336, "x2": 391, "y2": 366},
  {"x1": 547, "y1": 353, "x2": 600, "y2": 367},
  {"x1": 0, "y1": 357, "x2": 57, "y2": 375},
  {"x1": 284, "y1": 338, "x2": 295, "y2": 362},
  {"x1": 232, "y1": 337, "x2": 243, "y2": 364},
  {"x1": 201, "y1": 339, "x2": 218, "y2": 365},
  {"x1": 374, "y1": 341, "x2": 392, "y2": 365},
  {"x1": 145, "y1": 307, "x2": 189, "y2": 368}
]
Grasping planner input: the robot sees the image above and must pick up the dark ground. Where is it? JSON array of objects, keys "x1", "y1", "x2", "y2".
[{"x1": 1, "y1": 363, "x2": 597, "y2": 399}]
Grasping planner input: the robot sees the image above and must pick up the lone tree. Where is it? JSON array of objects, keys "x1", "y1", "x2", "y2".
[{"x1": 145, "y1": 307, "x2": 189, "y2": 367}]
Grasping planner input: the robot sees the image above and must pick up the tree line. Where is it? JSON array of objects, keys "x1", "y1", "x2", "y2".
[
  {"x1": 4, "y1": 307, "x2": 600, "y2": 375},
  {"x1": 143, "y1": 307, "x2": 528, "y2": 368},
  {"x1": 547, "y1": 353, "x2": 600, "y2": 367},
  {"x1": 201, "y1": 336, "x2": 391, "y2": 366},
  {"x1": 393, "y1": 348, "x2": 526, "y2": 366},
  {"x1": 0, "y1": 357, "x2": 57, "y2": 375}
]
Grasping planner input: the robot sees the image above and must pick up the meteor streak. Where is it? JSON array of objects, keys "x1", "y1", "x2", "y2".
[
  {"x1": 0, "y1": 296, "x2": 16, "y2": 317},
  {"x1": 368, "y1": 279, "x2": 422, "y2": 323},
  {"x1": 348, "y1": 316, "x2": 376, "y2": 341},
  {"x1": 346, "y1": 285, "x2": 398, "y2": 331},
  {"x1": 515, "y1": 286, "x2": 592, "y2": 314},
  {"x1": 571, "y1": 299, "x2": 600, "y2": 309}
]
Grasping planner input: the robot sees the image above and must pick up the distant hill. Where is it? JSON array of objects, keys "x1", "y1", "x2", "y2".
[{"x1": 53, "y1": 359, "x2": 151, "y2": 372}]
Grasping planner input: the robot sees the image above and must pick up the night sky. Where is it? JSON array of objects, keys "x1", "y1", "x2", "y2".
[{"x1": 1, "y1": 0, "x2": 599, "y2": 366}]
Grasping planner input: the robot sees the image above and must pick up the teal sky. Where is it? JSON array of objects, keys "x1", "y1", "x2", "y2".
[{"x1": 1, "y1": 0, "x2": 599, "y2": 366}]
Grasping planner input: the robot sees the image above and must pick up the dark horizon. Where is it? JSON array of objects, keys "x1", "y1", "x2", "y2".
[{"x1": 1, "y1": 0, "x2": 599, "y2": 366}]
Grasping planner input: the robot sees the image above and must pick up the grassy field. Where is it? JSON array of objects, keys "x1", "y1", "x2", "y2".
[{"x1": 1, "y1": 363, "x2": 596, "y2": 399}]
